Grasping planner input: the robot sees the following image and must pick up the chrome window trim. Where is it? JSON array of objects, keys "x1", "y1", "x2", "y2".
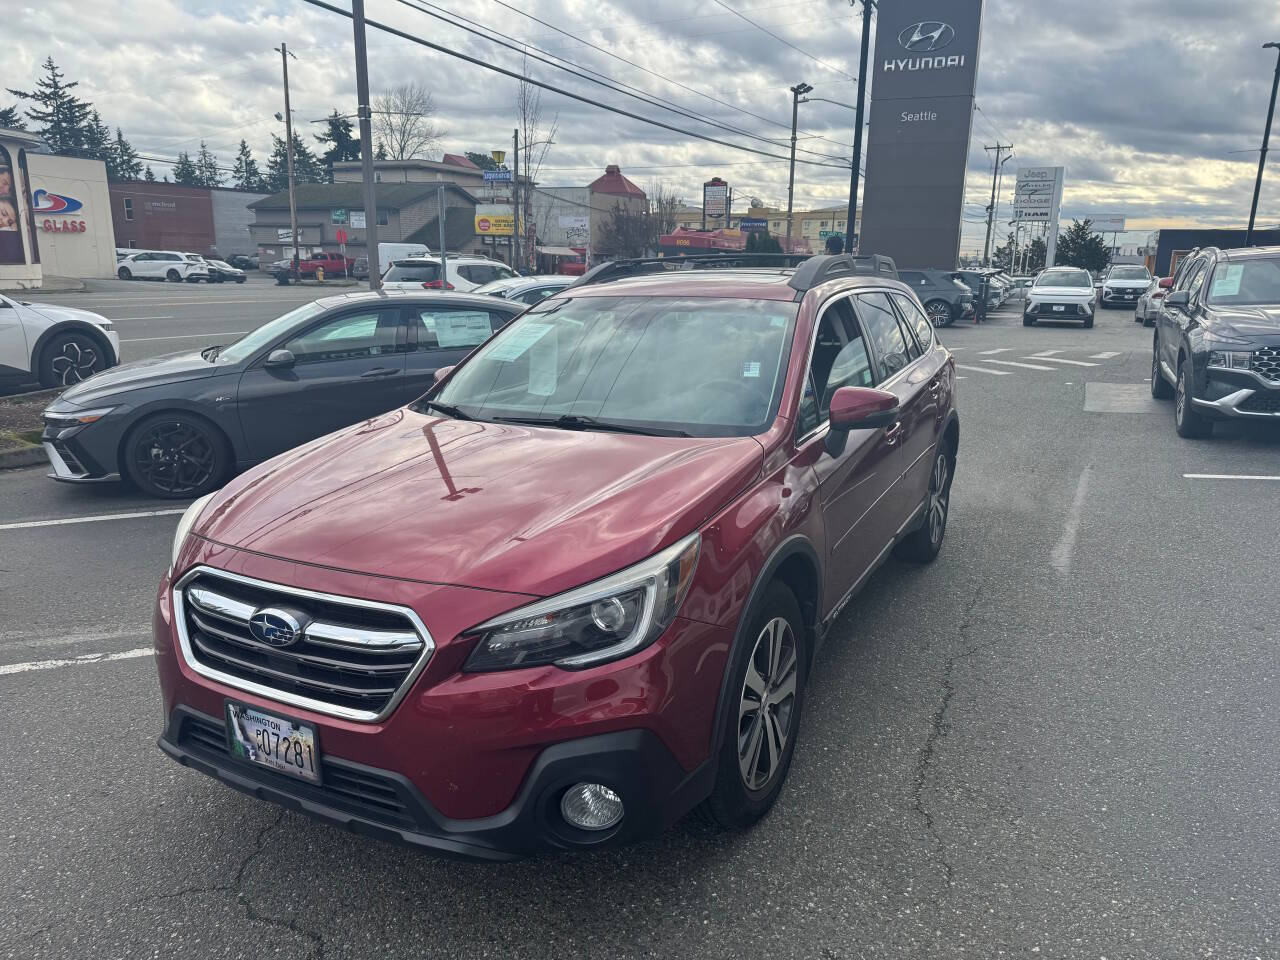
[{"x1": 172, "y1": 565, "x2": 436, "y2": 723}]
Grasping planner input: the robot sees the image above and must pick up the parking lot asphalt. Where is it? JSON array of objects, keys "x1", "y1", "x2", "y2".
[{"x1": 2, "y1": 300, "x2": 1278, "y2": 960}]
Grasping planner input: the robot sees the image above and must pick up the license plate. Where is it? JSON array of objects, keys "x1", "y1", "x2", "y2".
[
  {"x1": 1126, "y1": 294, "x2": 1136, "y2": 299},
  {"x1": 1052, "y1": 305, "x2": 1066, "y2": 312},
  {"x1": 225, "y1": 701, "x2": 321, "y2": 783}
]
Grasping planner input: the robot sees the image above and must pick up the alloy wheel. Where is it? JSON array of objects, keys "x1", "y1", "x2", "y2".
[
  {"x1": 131, "y1": 420, "x2": 217, "y2": 496},
  {"x1": 926, "y1": 302, "x2": 950, "y2": 327},
  {"x1": 927, "y1": 451, "x2": 950, "y2": 547},
  {"x1": 1175, "y1": 371, "x2": 1186, "y2": 426},
  {"x1": 49, "y1": 339, "x2": 101, "y2": 385},
  {"x1": 738, "y1": 617, "x2": 799, "y2": 792}
]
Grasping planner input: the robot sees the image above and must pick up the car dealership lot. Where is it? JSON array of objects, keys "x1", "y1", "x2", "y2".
[{"x1": 2, "y1": 305, "x2": 1278, "y2": 959}]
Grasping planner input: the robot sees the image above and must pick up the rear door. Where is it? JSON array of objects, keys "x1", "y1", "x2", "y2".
[
  {"x1": 401, "y1": 302, "x2": 515, "y2": 399},
  {"x1": 1160, "y1": 256, "x2": 1207, "y2": 374},
  {"x1": 235, "y1": 306, "x2": 408, "y2": 461}
]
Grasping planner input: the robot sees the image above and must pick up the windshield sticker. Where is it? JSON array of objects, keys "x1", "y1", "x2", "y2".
[
  {"x1": 487, "y1": 321, "x2": 554, "y2": 362},
  {"x1": 434, "y1": 312, "x2": 492, "y2": 348},
  {"x1": 1210, "y1": 264, "x2": 1244, "y2": 298},
  {"x1": 743, "y1": 361, "x2": 761, "y2": 378}
]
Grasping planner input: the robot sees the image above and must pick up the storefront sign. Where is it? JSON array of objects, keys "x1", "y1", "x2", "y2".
[
  {"x1": 741, "y1": 217, "x2": 767, "y2": 231},
  {"x1": 41, "y1": 218, "x2": 87, "y2": 233},
  {"x1": 483, "y1": 169, "x2": 513, "y2": 182},
  {"x1": 331, "y1": 208, "x2": 348, "y2": 224},
  {"x1": 33, "y1": 189, "x2": 84, "y2": 214},
  {"x1": 476, "y1": 203, "x2": 514, "y2": 236},
  {"x1": 350, "y1": 210, "x2": 366, "y2": 229},
  {"x1": 703, "y1": 179, "x2": 729, "y2": 219}
]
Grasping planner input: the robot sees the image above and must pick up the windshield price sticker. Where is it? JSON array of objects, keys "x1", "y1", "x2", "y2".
[
  {"x1": 488, "y1": 322, "x2": 554, "y2": 362},
  {"x1": 435, "y1": 312, "x2": 493, "y2": 348},
  {"x1": 1210, "y1": 264, "x2": 1244, "y2": 298}
]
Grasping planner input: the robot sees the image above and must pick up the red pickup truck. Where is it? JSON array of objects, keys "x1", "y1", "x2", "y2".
[{"x1": 273, "y1": 251, "x2": 354, "y2": 281}]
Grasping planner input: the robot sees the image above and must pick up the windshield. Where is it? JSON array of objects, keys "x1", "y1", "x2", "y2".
[
  {"x1": 1207, "y1": 257, "x2": 1280, "y2": 306},
  {"x1": 1109, "y1": 266, "x2": 1150, "y2": 280},
  {"x1": 214, "y1": 301, "x2": 327, "y2": 364},
  {"x1": 384, "y1": 261, "x2": 441, "y2": 283},
  {"x1": 428, "y1": 295, "x2": 799, "y2": 437},
  {"x1": 1036, "y1": 270, "x2": 1091, "y2": 288}
]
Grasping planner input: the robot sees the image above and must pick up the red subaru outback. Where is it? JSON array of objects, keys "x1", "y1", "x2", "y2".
[{"x1": 155, "y1": 254, "x2": 959, "y2": 860}]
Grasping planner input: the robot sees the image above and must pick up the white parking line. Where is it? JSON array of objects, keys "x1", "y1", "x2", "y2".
[
  {"x1": 108, "y1": 316, "x2": 177, "y2": 321},
  {"x1": 1090, "y1": 352, "x2": 1121, "y2": 359},
  {"x1": 1051, "y1": 466, "x2": 1091, "y2": 574},
  {"x1": 983, "y1": 359, "x2": 1056, "y2": 371},
  {"x1": 0, "y1": 648, "x2": 153, "y2": 676},
  {"x1": 955, "y1": 364, "x2": 1012, "y2": 376},
  {"x1": 120, "y1": 332, "x2": 246, "y2": 343},
  {"x1": 1032, "y1": 350, "x2": 1063, "y2": 357},
  {"x1": 1023, "y1": 356, "x2": 1099, "y2": 367},
  {"x1": 978, "y1": 348, "x2": 1014, "y2": 355},
  {"x1": 1183, "y1": 474, "x2": 1280, "y2": 481},
  {"x1": 0, "y1": 508, "x2": 186, "y2": 531}
]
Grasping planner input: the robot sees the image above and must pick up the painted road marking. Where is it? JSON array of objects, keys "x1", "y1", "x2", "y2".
[
  {"x1": 1183, "y1": 474, "x2": 1280, "y2": 481},
  {"x1": 1032, "y1": 350, "x2": 1063, "y2": 357},
  {"x1": 978, "y1": 348, "x2": 1014, "y2": 355},
  {"x1": 955, "y1": 364, "x2": 1012, "y2": 376},
  {"x1": 0, "y1": 648, "x2": 152, "y2": 676},
  {"x1": 1091, "y1": 351, "x2": 1121, "y2": 359},
  {"x1": 108, "y1": 316, "x2": 177, "y2": 321},
  {"x1": 983, "y1": 359, "x2": 1056, "y2": 371},
  {"x1": 121, "y1": 332, "x2": 246, "y2": 343},
  {"x1": 1023, "y1": 356, "x2": 1099, "y2": 367},
  {"x1": 0, "y1": 508, "x2": 186, "y2": 531},
  {"x1": 1051, "y1": 466, "x2": 1092, "y2": 574}
]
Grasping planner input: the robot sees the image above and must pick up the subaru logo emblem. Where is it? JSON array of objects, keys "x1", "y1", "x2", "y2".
[
  {"x1": 898, "y1": 21, "x2": 956, "y2": 53},
  {"x1": 249, "y1": 608, "x2": 304, "y2": 647}
]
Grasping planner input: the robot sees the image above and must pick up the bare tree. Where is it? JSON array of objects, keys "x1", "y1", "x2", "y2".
[
  {"x1": 646, "y1": 181, "x2": 684, "y2": 248},
  {"x1": 515, "y1": 55, "x2": 558, "y2": 261},
  {"x1": 372, "y1": 84, "x2": 445, "y2": 160}
]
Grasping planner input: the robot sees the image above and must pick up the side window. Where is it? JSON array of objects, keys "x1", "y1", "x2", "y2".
[
  {"x1": 891, "y1": 292, "x2": 934, "y2": 351},
  {"x1": 900, "y1": 271, "x2": 927, "y2": 290},
  {"x1": 796, "y1": 297, "x2": 874, "y2": 439},
  {"x1": 284, "y1": 310, "x2": 399, "y2": 364},
  {"x1": 1176, "y1": 257, "x2": 1205, "y2": 292},
  {"x1": 414, "y1": 308, "x2": 495, "y2": 351},
  {"x1": 856, "y1": 293, "x2": 913, "y2": 381},
  {"x1": 1187, "y1": 261, "x2": 1211, "y2": 305}
]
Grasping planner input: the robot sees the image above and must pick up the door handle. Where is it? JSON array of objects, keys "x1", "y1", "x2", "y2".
[
  {"x1": 884, "y1": 421, "x2": 903, "y2": 445},
  {"x1": 360, "y1": 367, "x2": 398, "y2": 378}
]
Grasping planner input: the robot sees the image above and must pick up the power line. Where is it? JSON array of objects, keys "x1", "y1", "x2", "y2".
[
  {"x1": 516, "y1": 0, "x2": 832, "y2": 45},
  {"x1": 489, "y1": 0, "x2": 853, "y2": 150},
  {"x1": 709, "y1": 0, "x2": 857, "y2": 81},
  {"x1": 297, "y1": 0, "x2": 851, "y2": 171}
]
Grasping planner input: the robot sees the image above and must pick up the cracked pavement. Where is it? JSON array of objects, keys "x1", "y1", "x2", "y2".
[{"x1": 2, "y1": 305, "x2": 1278, "y2": 959}]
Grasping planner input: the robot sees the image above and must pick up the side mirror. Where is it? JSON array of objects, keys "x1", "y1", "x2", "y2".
[
  {"x1": 1158, "y1": 276, "x2": 1174, "y2": 289},
  {"x1": 264, "y1": 348, "x2": 296, "y2": 368},
  {"x1": 1164, "y1": 290, "x2": 1190, "y2": 308},
  {"x1": 433, "y1": 365, "x2": 455, "y2": 384},
  {"x1": 826, "y1": 386, "x2": 899, "y2": 457}
]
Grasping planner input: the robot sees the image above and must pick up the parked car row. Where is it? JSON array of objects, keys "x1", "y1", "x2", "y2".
[{"x1": 114, "y1": 248, "x2": 253, "y2": 283}]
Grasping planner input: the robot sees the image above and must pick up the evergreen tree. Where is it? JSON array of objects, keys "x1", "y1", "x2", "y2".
[
  {"x1": 231, "y1": 140, "x2": 263, "y2": 191},
  {"x1": 195, "y1": 140, "x2": 223, "y2": 187},
  {"x1": 1054, "y1": 219, "x2": 1111, "y2": 273},
  {"x1": 172, "y1": 150, "x2": 199, "y2": 185},
  {"x1": 265, "y1": 133, "x2": 324, "y2": 192},
  {"x1": 82, "y1": 109, "x2": 111, "y2": 161},
  {"x1": 0, "y1": 104, "x2": 24, "y2": 129},
  {"x1": 374, "y1": 140, "x2": 388, "y2": 160},
  {"x1": 6, "y1": 57, "x2": 93, "y2": 154},
  {"x1": 464, "y1": 151, "x2": 498, "y2": 171},
  {"x1": 315, "y1": 109, "x2": 359, "y2": 179},
  {"x1": 144, "y1": 164, "x2": 157, "y2": 182},
  {"x1": 109, "y1": 128, "x2": 142, "y2": 181}
]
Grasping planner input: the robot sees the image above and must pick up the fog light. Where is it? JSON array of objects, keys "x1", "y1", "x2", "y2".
[{"x1": 560, "y1": 782, "x2": 624, "y2": 831}]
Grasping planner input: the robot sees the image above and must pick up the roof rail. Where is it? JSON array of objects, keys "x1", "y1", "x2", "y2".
[
  {"x1": 566, "y1": 253, "x2": 813, "y2": 289},
  {"x1": 786, "y1": 254, "x2": 898, "y2": 292}
]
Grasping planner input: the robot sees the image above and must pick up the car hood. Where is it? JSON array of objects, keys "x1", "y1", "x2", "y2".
[
  {"x1": 54, "y1": 350, "x2": 221, "y2": 406},
  {"x1": 1211, "y1": 304, "x2": 1280, "y2": 340},
  {"x1": 1030, "y1": 285, "x2": 1094, "y2": 299},
  {"x1": 24, "y1": 302, "x2": 113, "y2": 328},
  {"x1": 196, "y1": 409, "x2": 765, "y2": 598}
]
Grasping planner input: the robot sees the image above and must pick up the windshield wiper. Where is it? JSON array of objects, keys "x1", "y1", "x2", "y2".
[
  {"x1": 494, "y1": 414, "x2": 690, "y2": 437},
  {"x1": 420, "y1": 399, "x2": 474, "y2": 421}
]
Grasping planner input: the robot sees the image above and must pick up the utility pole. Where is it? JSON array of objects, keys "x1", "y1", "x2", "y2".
[
  {"x1": 351, "y1": 0, "x2": 381, "y2": 289},
  {"x1": 437, "y1": 183, "x2": 447, "y2": 286},
  {"x1": 512, "y1": 128, "x2": 520, "y2": 272},
  {"x1": 846, "y1": 0, "x2": 873, "y2": 254},
  {"x1": 1246, "y1": 42, "x2": 1280, "y2": 246},
  {"x1": 276, "y1": 43, "x2": 300, "y2": 282},
  {"x1": 982, "y1": 143, "x2": 1013, "y2": 267},
  {"x1": 786, "y1": 82, "x2": 812, "y2": 254},
  {"x1": 990, "y1": 151, "x2": 1012, "y2": 266}
]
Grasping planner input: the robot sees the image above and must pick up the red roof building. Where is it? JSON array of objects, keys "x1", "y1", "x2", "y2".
[{"x1": 588, "y1": 164, "x2": 646, "y2": 199}]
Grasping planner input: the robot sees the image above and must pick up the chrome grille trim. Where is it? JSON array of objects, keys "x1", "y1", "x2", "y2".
[{"x1": 173, "y1": 565, "x2": 436, "y2": 723}]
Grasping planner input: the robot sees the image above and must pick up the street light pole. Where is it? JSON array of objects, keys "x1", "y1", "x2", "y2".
[
  {"x1": 276, "y1": 43, "x2": 300, "y2": 281},
  {"x1": 351, "y1": 0, "x2": 381, "y2": 289},
  {"x1": 785, "y1": 82, "x2": 812, "y2": 254},
  {"x1": 512, "y1": 127, "x2": 520, "y2": 273},
  {"x1": 846, "y1": 0, "x2": 873, "y2": 253},
  {"x1": 1246, "y1": 42, "x2": 1280, "y2": 247}
]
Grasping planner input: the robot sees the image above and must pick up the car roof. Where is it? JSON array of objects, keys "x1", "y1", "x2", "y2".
[
  {"x1": 564, "y1": 268, "x2": 908, "y2": 302},
  {"x1": 1221, "y1": 244, "x2": 1280, "y2": 260},
  {"x1": 313, "y1": 289, "x2": 523, "y2": 310}
]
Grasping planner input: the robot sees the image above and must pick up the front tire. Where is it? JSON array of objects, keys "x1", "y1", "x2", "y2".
[
  {"x1": 38, "y1": 331, "x2": 108, "y2": 387},
  {"x1": 166, "y1": 269, "x2": 182, "y2": 282},
  {"x1": 1023, "y1": 314, "x2": 1035, "y2": 326},
  {"x1": 1151, "y1": 341, "x2": 1174, "y2": 399},
  {"x1": 895, "y1": 446, "x2": 953, "y2": 563},
  {"x1": 703, "y1": 582, "x2": 808, "y2": 831},
  {"x1": 924, "y1": 300, "x2": 954, "y2": 328},
  {"x1": 1083, "y1": 313, "x2": 1094, "y2": 329},
  {"x1": 1174, "y1": 360, "x2": 1213, "y2": 438},
  {"x1": 124, "y1": 412, "x2": 231, "y2": 499},
  {"x1": 117, "y1": 266, "x2": 132, "y2": 280}
]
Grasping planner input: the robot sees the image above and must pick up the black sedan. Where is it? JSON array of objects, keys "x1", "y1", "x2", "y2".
[
  {"x1": 203, "y1": 259, "x2": 248, "y2": 283},
  {"x1": 40, "y1": 291, "x2": 526, "y2": 497}
]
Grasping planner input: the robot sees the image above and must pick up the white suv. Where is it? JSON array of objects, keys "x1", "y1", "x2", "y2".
[
  {"x1": 0, "y1": 292, "x2": 121, "y2": 387},
  {"x1": 116, "y1": 251, "x2": 211, "y2": 283},
  {"x1": 381, "y1": 255, "x2": 516, "y2": 292}
]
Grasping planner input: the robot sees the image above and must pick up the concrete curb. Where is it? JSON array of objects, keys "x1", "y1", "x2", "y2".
[
  {"x1": 0, "y1": 444, "x2": 47, "y2": 470},
  {"x1": 0, "y1": 276, "x2": 88, "y2": 295}
]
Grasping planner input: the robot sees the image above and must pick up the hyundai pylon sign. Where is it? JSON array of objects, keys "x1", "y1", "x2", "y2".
[{"x1": 858, "y1": 0, "x2": 985, "y2": 269}]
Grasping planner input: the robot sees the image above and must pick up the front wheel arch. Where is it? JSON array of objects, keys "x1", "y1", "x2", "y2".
[
  {"x1": 32, "y1": 322, "x2": 116, "y2": 381},
  {"x1": 117, "y1": 409, "x2": 234, "y2": 497}
]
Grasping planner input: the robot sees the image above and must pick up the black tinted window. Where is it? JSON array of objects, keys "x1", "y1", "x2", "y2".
[
  {"x1": 284, "y1": 310, "x2": 399, "y2": 363},
  {"x1": 900, "y1": 271, "x2": 929, "y2": 288},
  {"x1": 891, "y1": 293, "x2": 934, "y2": 351},
  {"x1": 385, "y1": 262, "x2": 441, "y2": 283},
  {"x1": 856, "y1": 293, "x2": 913, "y2": 380},
  {"x1": 797, "y1": 298, "x2": 874, "y2": 438}
]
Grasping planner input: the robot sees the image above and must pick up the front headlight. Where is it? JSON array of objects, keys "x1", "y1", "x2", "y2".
[
  {"x1": 170, "y1": 492, "x2": 215, "y2": 571},
  {"x1": 464, "y1": 533, "x2": 701, "y2": 671},
  {"x1": 42, "y1": 405, "x2": 116, "y2": 429}
]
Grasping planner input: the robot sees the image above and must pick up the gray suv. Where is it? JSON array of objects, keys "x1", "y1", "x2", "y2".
[{"x1": 898, "y1": 270, "x2": 975, "y2": 327}]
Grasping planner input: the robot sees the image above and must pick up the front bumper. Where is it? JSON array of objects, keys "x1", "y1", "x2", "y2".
[
  {"x1": 1025, "y1": 300, "x2": 1093, "y2": 319},
  {"x1": 1191, "y1": 366, "x2": 1280, "y2": 419},
  {"x1": 1100, "y1": 288, "x2": 1144, "y2": 306},
  {"x1": 41, "y1": 410, "x2": 126, "y2": 481}
]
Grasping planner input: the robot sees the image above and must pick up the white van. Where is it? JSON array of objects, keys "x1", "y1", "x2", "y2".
[{"x1": 377, "y1": 243, "x2": 431, "y2": 274}]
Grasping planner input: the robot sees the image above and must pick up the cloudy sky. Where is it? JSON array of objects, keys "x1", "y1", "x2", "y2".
[{"x1": 8, "y1": 0, "x2": 1280, "y2": 254}]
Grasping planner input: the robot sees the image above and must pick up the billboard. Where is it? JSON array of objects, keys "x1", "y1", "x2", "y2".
[
  {"x1": 703, "y1": 178, "x2": 728, "y2": 219},
  {"x1": 1014, "y1": 167, "x2": 1065, "y2": 264},
  {"x1": 1085, "y1": 213, "x2": 1126, "y2": 233},
  {"x1": 857, "y1": 0, "x2": 986, "y2": 268},
  {"x1": 475, "y1": 203, "x2": 514, "y2": 236}
]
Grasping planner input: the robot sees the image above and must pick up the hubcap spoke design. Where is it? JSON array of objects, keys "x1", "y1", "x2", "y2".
[
  {"x1": 927, "y1": 452, "x2": 950, "y2": 546},
  {"x1": 927, "y1": 304, "x2": 948, "y2": 327},
  {"x1": 50, "y1": 341, "x2": 100, "y2": 385},
  {"x1": 132, "y1": 421, "x2": 216, "y2": 495},
  {"x1": 737, "y1": 616, "x2": 798, "y2": 791}
]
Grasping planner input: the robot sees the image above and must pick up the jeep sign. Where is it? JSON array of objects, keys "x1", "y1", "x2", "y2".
[{"x1": 858, "y1": 0, "x2": 985, "y2": 269}]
